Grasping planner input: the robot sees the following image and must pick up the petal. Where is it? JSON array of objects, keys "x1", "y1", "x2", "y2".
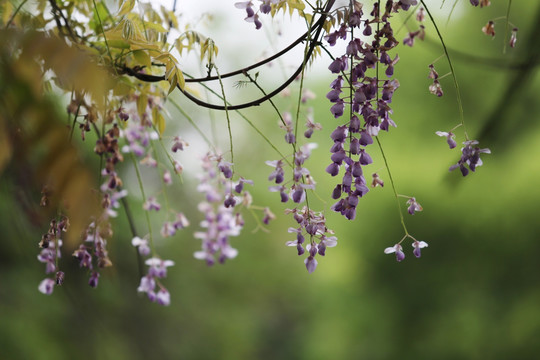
[
  {"x1": 193, "y1": 251, "x2": 208, "y2": 260},
  {"x1": 38, "y1": 278, "x2": 55, "y2": 295},
  {"x1": 163, "y1": 260, "x2": 175, "y2": 267},
  {"x1": 324, "y1": 237, "x2": 338, "y2": 247},
  {"x1": 145, "y1": 257, "x2": 161, "y2": 266},
  {"x1": 222, "y1": 247, "x2": 238, "y2": 259},
  {"x1": 384, "y1": 246, "x2": 396, "y2": 254},
  {"x1": 304, "y1": 256, "x2": 318, "y2": 274},
  {"x1": 131, "y1": 236, "x2": 144, "y2": 247}
]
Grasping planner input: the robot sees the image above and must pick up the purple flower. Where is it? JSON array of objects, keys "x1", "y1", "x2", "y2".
[
  {"x1": 359, "y1": 149, "x2": 373, "y2": 165},
  {"x1": 436, "y1": 131, "x2": 457, "y2": 149},
  {"x1": 319, "y1": 236, "x2": 338, "y2": 255},
  {"x1": 132, "y1": 236, "x2": 151, "y2": 256},
  {"x1": 326, "y1": 89, "x2": 341, "y2": 103},
  {"x1": 161, "y1": 222, "x2": 176, "y2": 237},
  {"x1": 171, "y1": 136, "x2": 188, "y2": 152},
  {"x1": 449, "y1": 140, "x2": 491, "y2": 176},
  {"x1": 330, "y1": 125, "x2": 348, "y2": 143},
  {"x1": 163, "y1": 170, "x2": 172, "y2": 185},
  {"x1": 304, "y1": 256, "x2": 318, "y2": 273},
  {"x1": 38, "y1": 278, "x2": 55, "y2": 295},
  {"x1": 137, "y1": 275, "x2": 156, "y2": 294},
  {"x1": 429, "y1": 80, "x2": 443, "y2": 97},
  {"x1": 140, "y1": 154, "x2": 157, "y2": 168},
  {"x1": 143, "y1": 197, "x2": 161, "y2": 211},
  {"x1": 218, "y1": 160, "x2": 233, "y2": 178},
  {"x1": 88, "y1": 271, "x2": 100, "y2": 288},
  {"x1": 330, "y1": 100, "x2": 345, "y2": 118},
  {"x1": 73, "y1": 244, "x2": 93, "y2": 268},
  {"x1": 146, "y1": 258, "x2": 175, "y2": 278},
  {"x1": 156, "y1": 288, "x2": 171, "y2": 306},
  {"x1": 266, "y1": 160, "x2": 285, "y2": 184},
  {"x1": 412, "y1": 240, "x2": 429, "y2": 258},
  {"x1": 173, "y1": 213, "x2": 190, "y2": 230},
  {"x1": 234, "y1": 177, "x2": 253, "y2": 193},
  {"x1": 269, "y1": 185, "x2": 289, "y2": 202},
  {"x1": 384, "y1": 244, "x2": 405, "y2": 262},
  {"x1": 328, "y1": 56, "x2": 348, "y2": 73},
  {"x1": 509, "y1": 28, "x2": 518, "y2": 48},
  {"x1": 428, "y1": 64, "x2": 439, "y2": 79},
  {"x1": 38, "y1": 239, "x2": 62, "y2": 274},
  {"x1": 224, "y1": 194, "x2": 237, "y2": 208},
  {"x1": 371, "y1": 173, "x2": 384, "y2": 188},
  {"x1": 262, "y1": 207, "x2": 275, "y2": 224},
  {"x1": 406, "y1": 197, "x2": 423, "y2": 215}
]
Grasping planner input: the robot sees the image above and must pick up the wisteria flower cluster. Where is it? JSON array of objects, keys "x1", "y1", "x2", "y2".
[
  {"x1": 449, "y1": 140, "x2": 491, "y2": 176},
  {"x1": 136, "y1": 253, "x2": 175, "y2": 306},
  {"x1": 285, "y1": 206, "x2": 337, "y2": 273},
  {"x1": 325, "y1": 2, "x2": 405, "y2": 221},
  {"x1": 37, "y1": 217, "x2": 69, "y2": 295},
  {"x1": 193, "y1": 153, "x2": 251, "y2": 265},
  {"x1": 235, "y1": 0, "x2": 286, "y2": 30},
  {"x1": 384, "y1": 239, "x2": 428, "y2": 262},
  {"x1": 72, "y1": 218, "x2": 113, "y2": 289}
]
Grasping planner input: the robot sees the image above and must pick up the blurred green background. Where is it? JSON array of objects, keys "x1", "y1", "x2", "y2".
[{"x1": 2, "y1": 1, "x2": 540, "y2": 359}]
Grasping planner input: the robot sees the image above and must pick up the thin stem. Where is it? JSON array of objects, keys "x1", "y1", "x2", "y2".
[
  {"x1": 150, "y1": 123, "x2": 185, "y2": 184},
  {"x1": 92, "y1": 0, "x2": 116, "y2": 74},
  {"x1": 136, "y1": 0, "x2": 149, "y2": 41},
  {"x1": 129, "y1": 152, "x2": 156, "y2": 255},
  {"x1": 149, "y1": 136, "x2": 171, "y2": 217},
  {"x1": 348, "y1": 0, "x2": 354, "y2": 159},
  {"x1": 69, "y1": 104, "x2": 81, "y2": 142},
  {"x1": 375, "y1": 136, "x2": 409, "y2": 237},
  {"x1": 445, "y1": 0, "x2": 459, "y2": 27},
  {"x1": 4, "y1": 0, "x2": 29, "y2": 29},
  {"x1": 503, "y1": 0, "x2": 513, "y2": 54},
  {"x1": 168, "y1": 97, "x2": 213, "y2": 148},
  {"x1": 244, "y1": 72, "x2": 285, "y2": 127},
  {"x1": 215, "y1": 66, "x2": 234, "y2": 170},
  {"x1": 294, "y1": 11, "x2": 315, "y2": 143},
  {"x1": 187, "y1": 73, "x2": 291, "y2": 166},
  {"x1": 120, "y1": 195, "x2": 144, "y2": 278},
  {"x1": 420, "y1": 0, "x2": 468, "y2": 140}
]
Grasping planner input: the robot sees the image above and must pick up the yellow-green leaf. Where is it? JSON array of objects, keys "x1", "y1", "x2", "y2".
[
  {"x1": 137, "y1": 93, "x2": 148, "y2": 118},
  {"x1": 167, "y1": 73, "x2": 177, "y2": 95},
  {"x1": 152, "y1": 107, "x2": 165, "y2": 135},
  {"x1": 132, "y1": 50, "x2": 151, "y2": 68},
  {"x1": 117, "y1": 0, "x2": 135, "y2": 17}
]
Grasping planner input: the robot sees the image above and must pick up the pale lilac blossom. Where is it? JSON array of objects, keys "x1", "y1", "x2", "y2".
[
  {"x1": 38, "y1": 278, "x2": 55, "y2": 295},
  {"x1": 412, "y1": 240, "x2": 429, "y2": 258},
  {"x1": 384, "y1": 244, "x2": 405, "y2": 262}
]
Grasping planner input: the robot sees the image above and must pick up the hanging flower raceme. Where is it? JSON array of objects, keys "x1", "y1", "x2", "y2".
[
  {"x1": 449, "y1": 140, "x2": 491, "y2": 176},
  {"x1": 193, "y1": 153, "x2": 248, "y2": 265},
  {"x1": 37, "y1": 217, "x2": 69, "y2": 295},
  {"x1": 285, "y1": 206, "x2": 337, "y2": 274},
  {"x1": 324, "y1": 3, "x2": 410, "y2": 221},
  {"x1": 137, "y1": 257, "x2": 174, "y2": 306},
  {"x1": 234, "y1": 0, "x2": 286, "y2": 29}
]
